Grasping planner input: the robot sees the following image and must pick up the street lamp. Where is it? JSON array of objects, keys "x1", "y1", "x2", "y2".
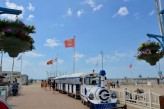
[
  {"x1": 0, "y1": 7, "x2": 22, "y2": 82},
  {"x1": 147, "y1": 0, "x2": 164, "y2": 49},
  {"x1": 100, "y1": 51, "x2": 103, "y2": 70},
  {"x1": 0, "y1": 7, "x2": 22, "y2": 15}
]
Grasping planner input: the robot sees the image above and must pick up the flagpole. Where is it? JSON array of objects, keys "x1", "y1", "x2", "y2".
[
  {"x1": 56, "y1": 54, "x2": 58, "y2": 76},
  {"x1": 0, "y1": 50, "x2": 3, "y2": 73},
  {"x1": 73, "y1": 36, "x2": 76, "y2": 74},
  {"x1": 129, "y1": 64, "x2": 133, "y2": 81},
  {"x1": 56, "y1": 63, "x2": 57, "y2": 76},
  {"x1": 100, "y1": 51, "x2": 103, "y2": 70},
  {"x1": 20, "y1": 55, "x2": 23, "y2": 73},
  {"x1": 11, "y1": 58, "x2": 15, "y2": 83},
  {"x1": 52, "y1": 59, "x2": 53, "y2": 77},
  {"x1": 131, "y1": 69, "x2": 133, "y2": 81}
]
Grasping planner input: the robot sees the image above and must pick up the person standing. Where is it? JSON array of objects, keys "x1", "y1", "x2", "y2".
[
  {"x1": 116, "y1": 80, "x2": 120, "y2": 88},
  {"x1": 157, "y1": 78, "x2": 160, "y2": 85},
  {"x1": 52, "y1": 80, "x2": 56, "y2": 94},
  {"x1": 44, "y1": 80, "x2": 48, "y2": 91},
  {"x1": 41, "y1": 80, "x2": 44, "y2": 88}
]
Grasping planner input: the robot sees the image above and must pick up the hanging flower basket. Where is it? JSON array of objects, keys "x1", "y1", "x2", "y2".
[
  {"x1": 0, "y1": 19, "x2": 35, "y2": 57},
  {"x1": 137, "y1": 41, "x2": 164, "y2": 66}
]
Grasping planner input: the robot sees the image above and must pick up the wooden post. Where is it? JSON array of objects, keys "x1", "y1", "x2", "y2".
[{"x1": 159, "y1": 96, "x2": 164, "y2": 109}]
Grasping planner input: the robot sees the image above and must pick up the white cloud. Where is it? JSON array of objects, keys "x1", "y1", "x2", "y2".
[
  {"x1": 26, "y1": 14, "x2": 34, "y2": 20},
  {"x1": 77, "y1": 9, "x2": 84, "y2": 17},
  {"x1": 107, "y1": 51, "x2": 134, "y2": 62},
  {"x1": 85, "y1": 0, "x2": 95, "y2": 7},
  {"x1": 0, "y1": 1, "x2": 24, "y2": 20},
  {"x1": 113, "y1": 7, "x2": 129, "y2": 18},
  {"x1": 67, "y1": 8, "x2": 72, "y2": 16},
  {"x1": 149, "y1": 10, "x2": 155, "y2": 16},
  {"x1": 27, "y1": 3, "x2": 35, "y2": 11},
  {"x1": 86, "y1": 51, "x2": 134, "y2": 64},
  {"x1": 24, "y1": 51, "x2": 45, "y2": 57},
  {"x1": 86, "y1": 56, "x2": 101, "y2": 63},
  {"x1": 84, "y1": 0, "x2": 103, "y2": 12},
  {"x1": 93, "y1": 4, "x2": 103, "y2": 12},
  {"x1": 44, "y1": 38, "x2": 60, "y2": 47},
  {"x1": 118, "y1": 7, "x2": 129, "y2": 16},
  {"x1": 57, "y1": 58, "x2": 64, "y2": 64},
  {"x1": 75, "y1": 52, "x2": 84, "y2": 61}
]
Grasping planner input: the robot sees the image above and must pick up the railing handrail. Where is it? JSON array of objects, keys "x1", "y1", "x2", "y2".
[{"x1": 112, "y1": 88, "x2": 160, "y2": 109}]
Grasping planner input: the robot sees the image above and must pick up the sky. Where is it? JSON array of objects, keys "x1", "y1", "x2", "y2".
[{"x1": 0, "y1": 0, "x2": 164, "y2": 79}]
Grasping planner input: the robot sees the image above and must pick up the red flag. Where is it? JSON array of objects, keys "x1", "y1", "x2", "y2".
[
  {"x1": 47, "y1": 60, "x2": 53, "y2": 65},
  {"x1": 129, "y1": 64, "x2": 132, "y2": 69},
  {"x1": 64, "y1": 38, "x2": 75, "y2": 48}
]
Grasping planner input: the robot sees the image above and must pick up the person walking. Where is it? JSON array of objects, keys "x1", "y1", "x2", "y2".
[
  {"x1": 44, "y1": 80, "x2": 48, "y2": 91},
  {"x1": 52, "y1": 80, "x2": 56, "y2": 94},
  {"x1": 116, "y1": 80, "x2": 120, "y2": 88},
  {"x1": 41, "y1": 80, "x2": 44, "y2": 88}
]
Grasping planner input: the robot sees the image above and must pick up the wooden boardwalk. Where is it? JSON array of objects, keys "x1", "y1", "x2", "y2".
[{"x1": 7, "y1": 82, "x2": 137, "y2": 109}]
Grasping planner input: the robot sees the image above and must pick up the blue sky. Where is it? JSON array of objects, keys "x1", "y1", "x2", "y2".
[{"x1": 0, "y1": 0, "x2": 163, "y2": 79}]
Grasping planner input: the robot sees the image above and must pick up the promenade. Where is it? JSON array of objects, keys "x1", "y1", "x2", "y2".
[
  {"x1": 6, "y1": 82, "x2": 138, "y2": 109},
  {"x1": 7, "y1": 82, "x2": 88, "y2": 109}
]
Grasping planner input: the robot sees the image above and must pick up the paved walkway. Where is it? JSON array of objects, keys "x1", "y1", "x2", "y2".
[{"x1": 7, "y1": 82, "x2": 137, "y2": 109}]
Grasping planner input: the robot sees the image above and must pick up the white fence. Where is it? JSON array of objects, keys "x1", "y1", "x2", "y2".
[
  {"x1": 113, "y1": 88, "x2": 160, "y2": 109},
  {"x1": 0, "y1": 85, "x2": 13, "y2": 101}
]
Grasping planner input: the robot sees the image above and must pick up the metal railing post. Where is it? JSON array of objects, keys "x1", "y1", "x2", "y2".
[
  {"x1": 149, "y1": 90, "x2": 152, "y2": 109},
  {"x1": 123, "y1": 88, "x2": 126, "y2": 104}
]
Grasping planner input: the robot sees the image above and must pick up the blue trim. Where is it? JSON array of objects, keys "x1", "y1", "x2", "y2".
[
  {"x1": 90, "y1": 102, "x2": 116, "y2": 109},
  {"x1": 99, "y1": 70, "x2": 106, "y2": 76},
  {"x1": 85, "y1": 88, "x2": 87, "y2": 95},
  {"x1": 0, "y1": 7, "x2": 22, "y2": 15}
]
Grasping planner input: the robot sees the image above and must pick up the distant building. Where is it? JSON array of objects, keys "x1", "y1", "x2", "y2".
[
  {"x1": 0, "y1": 67, "x2": 28, "y2": 85},
  {"x1": 21, "y1": 74, "x2": 28, "y2": 85}
]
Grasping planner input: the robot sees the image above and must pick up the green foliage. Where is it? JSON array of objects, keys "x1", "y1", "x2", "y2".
[
  {"x1": 137, "y1": 41, "x2": 161, "y2": 51},
  {"x1": 0, "y1": 19, "x2": 35, "y2": 51},
  {"x1": 137, "y1": 41, "x2": 164, "y2": 66}
]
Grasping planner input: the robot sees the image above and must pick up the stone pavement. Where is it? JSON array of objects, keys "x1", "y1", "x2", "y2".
[{"x1": 7, "y1": 82, "x2": 137, "y2": 109}]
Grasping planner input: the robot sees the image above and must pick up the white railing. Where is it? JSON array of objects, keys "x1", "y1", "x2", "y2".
[{"x1": 113, "y1": 88, "x2": 160, "y2": 109}]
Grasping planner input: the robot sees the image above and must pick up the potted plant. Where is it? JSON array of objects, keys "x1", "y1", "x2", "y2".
[
  {"x1": 137, "y1": 41, "x2": 164, "y2": 66},
  {"x1": 0, "y1": 19, "x2": 35, "y2": 57}
]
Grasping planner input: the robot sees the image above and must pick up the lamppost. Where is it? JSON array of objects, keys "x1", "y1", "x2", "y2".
[
  {"x1": 147, "y1": 0, "x2": 164, "y2": 49},
  {"x1": 0, "y1": 7, "x2": 22, "y2": 15},
  {"x1": 100, "y1": 51, "x2": 103, "y2": 70},
  {"x1": 0, "y1": 7, "x2": 22, "y2": 82}
]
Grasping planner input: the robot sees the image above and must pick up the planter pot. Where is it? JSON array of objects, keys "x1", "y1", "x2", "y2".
[
  {"x1": 0, "y1": 37, "x2": 31, "y2": 57},
  {"x1": 137, "y1": 52, "x2": 164, "y2": 66}
]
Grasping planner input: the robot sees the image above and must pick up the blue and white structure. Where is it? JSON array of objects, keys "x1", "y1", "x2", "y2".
[
  {"x1": 83, "y1": 70, "x2": 117, "y2": 109},
  {"x1": 53, "y1": 70, "x2": 117, "y2": 109}
]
